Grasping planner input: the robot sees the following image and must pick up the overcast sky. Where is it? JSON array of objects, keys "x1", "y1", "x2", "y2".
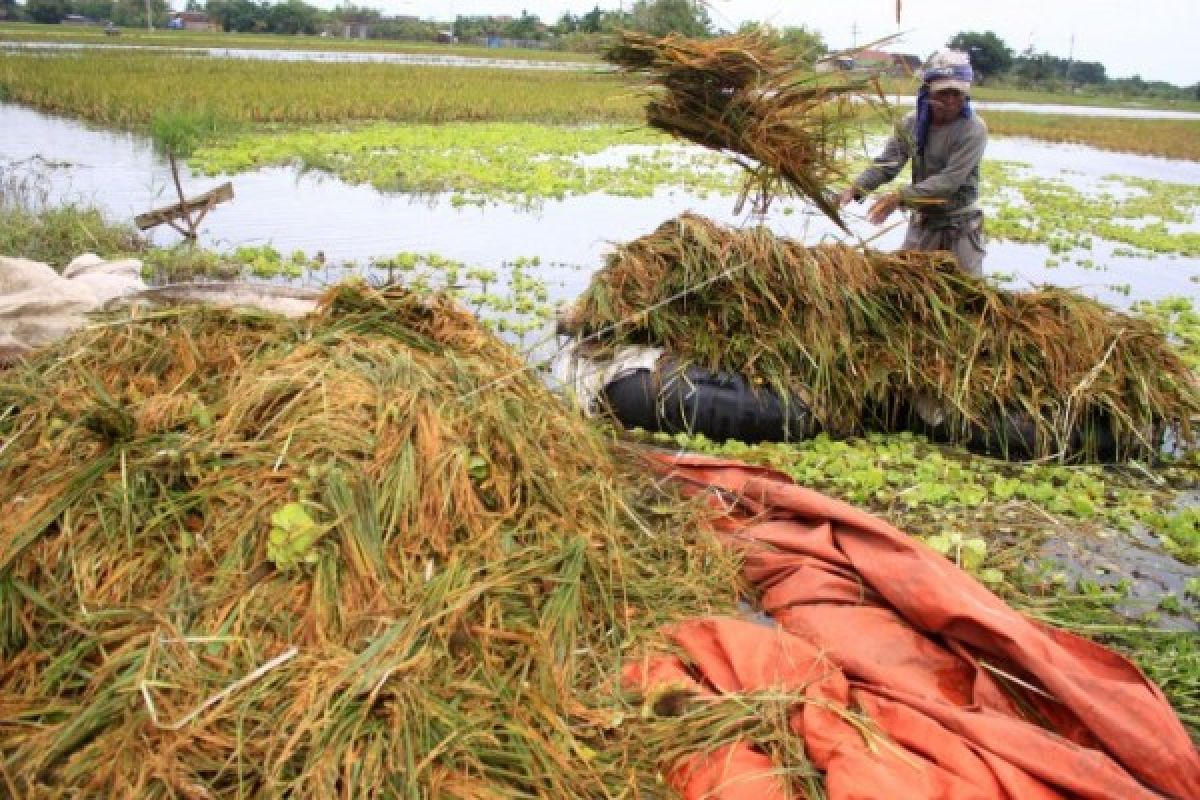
[{"x1": 353, "y1": 0, "x2": 1196, "y2": 85}]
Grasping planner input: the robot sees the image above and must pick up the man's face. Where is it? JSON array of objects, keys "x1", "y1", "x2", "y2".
[{"x1": 930, "y1": 88, "x2": 966, "y2": 123}]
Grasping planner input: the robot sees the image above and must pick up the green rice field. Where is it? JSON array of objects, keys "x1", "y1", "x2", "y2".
[
  {"x1": 0, "y1": 52, "x2": 641, "y2": 127},
  {"x1": 3, "y1": 51, "x2": 1200, "y2": 160}
]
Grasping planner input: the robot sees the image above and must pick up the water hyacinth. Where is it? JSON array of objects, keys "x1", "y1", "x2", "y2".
[{"x1": 0, "y1": 284, "x2": 744, "y2": 797}]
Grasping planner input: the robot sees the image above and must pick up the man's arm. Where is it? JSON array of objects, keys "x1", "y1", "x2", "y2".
[
  {"x1": 851, "y1": 119, "x2": 914, "y2": 196},
  {"x1": 899, "y1": 121, "x2": 986, "y2": 205}
]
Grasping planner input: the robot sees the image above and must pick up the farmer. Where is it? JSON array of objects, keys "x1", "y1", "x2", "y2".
[{"x1": 837, "y1": 49, "x2": 988, "y2": 277}]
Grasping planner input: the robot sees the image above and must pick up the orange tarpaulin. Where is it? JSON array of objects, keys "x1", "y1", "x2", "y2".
[{"x1": 625, "y1": 453, "x2": 1199, "y2": 800}]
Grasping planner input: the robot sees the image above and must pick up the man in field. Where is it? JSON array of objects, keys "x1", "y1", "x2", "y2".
[{"x1": 838, "y1": 49, "x2": 988, "y2": 277}]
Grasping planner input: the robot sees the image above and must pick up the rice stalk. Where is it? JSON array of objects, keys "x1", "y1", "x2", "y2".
[{"x1": 606, "y1": 30, "x2": 876, "y2": 221}]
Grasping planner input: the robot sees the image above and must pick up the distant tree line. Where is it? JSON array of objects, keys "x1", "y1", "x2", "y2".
[
  {"x1": 19, "y1": 0, "x2": 166, "y2": 27},
  {"x1": 8, "y1": 0, "x2": 723, "y2": 40},
  {"x1": 948, "y1": 29, "x2": 1195, "y2": 101},
  {"x1": 6, "y1": 0, "x2": 1195, "y2": 98}
]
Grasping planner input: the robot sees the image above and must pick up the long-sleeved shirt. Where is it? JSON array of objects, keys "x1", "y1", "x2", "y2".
[{"x1": 852, "y1": 111, "x2": 988, "y2": 219}]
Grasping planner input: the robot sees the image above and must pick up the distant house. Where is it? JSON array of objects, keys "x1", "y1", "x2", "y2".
[
  {"x1": 167, "y1": 12, "x2": 218, "y2": 32},
  {"x1": 852, "y1": 49, "x2": 922, "y2": 77},
  {"x1": 343, "y1": 23, "x2": 370, "y2": 39},
  {"x1": 819, "y1": 50, "x2": 921, "y2": 77},
  {"x1": 61, "y1": 14, "x2": 100, "y2": 26},
  {"x1": 815, "y1": 55, "x2": 855, "y2": 73}
]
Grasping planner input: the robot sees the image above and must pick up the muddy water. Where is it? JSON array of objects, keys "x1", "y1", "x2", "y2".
[
  {"x1": 1039, "y1": 493, "x2": 1200, "y2": 631},
  {"x1": 2, "y1": 101, "x2": 1198, "y2": 312}
]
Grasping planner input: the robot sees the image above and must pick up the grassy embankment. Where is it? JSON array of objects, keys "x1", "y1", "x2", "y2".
[
  {"x1": 0, "y1": 21, "x2": 600, "y2": 61},
  {"x1": 875, "y1": 74, "x2": 1200, "y2": 112}
]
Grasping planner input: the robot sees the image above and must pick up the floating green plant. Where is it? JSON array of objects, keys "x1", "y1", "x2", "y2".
[
  {"x1": 369, "y1": 250, "x2": 557, "y2": 348},
  {"x1": 1134, "y1": 296, "x2": 1200, "y2": 371},
  {"x1": 229, "y1": 244, "x2": 309, "y2": 278},
  {"x1": 1142, "y1": 506, "x2": 1200, "y2": 564},
  {"x1": 983, "y1": 163, "x2": 1200, "y2": 257},
  {"x1": 652, "y1": 430, "x2": 1186, "y2": 533},
  {"x1": 191, "y1": 122, "x2": 736, "y2": 206}
]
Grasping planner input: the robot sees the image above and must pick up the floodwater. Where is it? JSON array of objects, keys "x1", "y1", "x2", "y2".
[
  {"x1": 3, "y1": 101, "x2": 1197, "y2": 312},
  {"x1": 0, "y1": 41, "x2": 603, "y2": 71}
]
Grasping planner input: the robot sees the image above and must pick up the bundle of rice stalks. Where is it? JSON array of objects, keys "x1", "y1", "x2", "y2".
[
  {"x1": 568, "y1": 214, "x2": 1199, "y2": 461},
  {"x1": 605, "y1": 30, "x2": 874, "y2": 222},
  {"x1": 0, "y1": 284, "x2": 744, "y2": 797}
]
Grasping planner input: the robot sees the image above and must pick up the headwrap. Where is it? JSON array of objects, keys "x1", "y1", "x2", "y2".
[{"x1": 915, "y1": 60, "x2": 974, "y2": 156}]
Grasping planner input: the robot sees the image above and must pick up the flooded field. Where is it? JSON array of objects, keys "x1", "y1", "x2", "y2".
[
  {"x1": 0, "y1": 40, "x2": 599, "y2": 71},
  {"x1": 1, "y1": 49, "x2": 1197, "y2": 745},
  {"x1": 3, "y1": 101, "x2": 1197, "y2": 314}
]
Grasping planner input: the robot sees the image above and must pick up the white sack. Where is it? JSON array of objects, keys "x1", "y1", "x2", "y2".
[
  {"x1": 0, "y1": 256, "x2": 99, "y2": 359},
  {"x1": 63, "y1": 253, "x2": 148, "y2": 308},
  {"x1": 550, "y1": 342, "x2": 664, "y2": 416},
  {"x1": 0, "y1": 254, "x2": 148, "y2": 364}
]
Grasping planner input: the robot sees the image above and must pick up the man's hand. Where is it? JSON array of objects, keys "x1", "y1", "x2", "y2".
[
  {"x1": 836, "y1": 186, "x2": 860, "y2": 207},
  {"x1": 867, "y1": 192, "x2": 902, "y2": 225}
]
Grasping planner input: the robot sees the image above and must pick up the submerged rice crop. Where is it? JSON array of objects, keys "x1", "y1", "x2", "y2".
[
  {"x1": 986, "y1": 112, "x2": 1200, "y2": 162},
  {"x1": 567, "y1": 213, "x2": 1200, "y2": 461},
  {"x1": 0, "y1": 284, "x2": 743, "y2": 797},
  {"x1": 0, "y1": 51, "x2": 640, "y2": 129}
]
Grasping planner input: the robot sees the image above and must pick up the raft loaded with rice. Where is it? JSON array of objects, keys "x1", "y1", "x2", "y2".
[{"x1": 558, "y1": 214, "x2": 1198, "y2": 462}]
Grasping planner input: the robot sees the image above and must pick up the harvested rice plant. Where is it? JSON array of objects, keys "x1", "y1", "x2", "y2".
[
  {"x1": 0, "y1": 285, "x2": 744, "y2": 797},
  {"x1": 606, "y1": 30, "x2": 872, "y2": 220}
]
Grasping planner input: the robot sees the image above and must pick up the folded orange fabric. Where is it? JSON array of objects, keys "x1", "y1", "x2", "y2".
[{"x1": 628, "y1": 453, "x2": 1199, "y2": 799}]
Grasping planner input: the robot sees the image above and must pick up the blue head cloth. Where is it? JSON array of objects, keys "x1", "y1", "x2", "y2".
[{"x1": 915, "y1": 61, "x2": 974, "y2": 155}]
